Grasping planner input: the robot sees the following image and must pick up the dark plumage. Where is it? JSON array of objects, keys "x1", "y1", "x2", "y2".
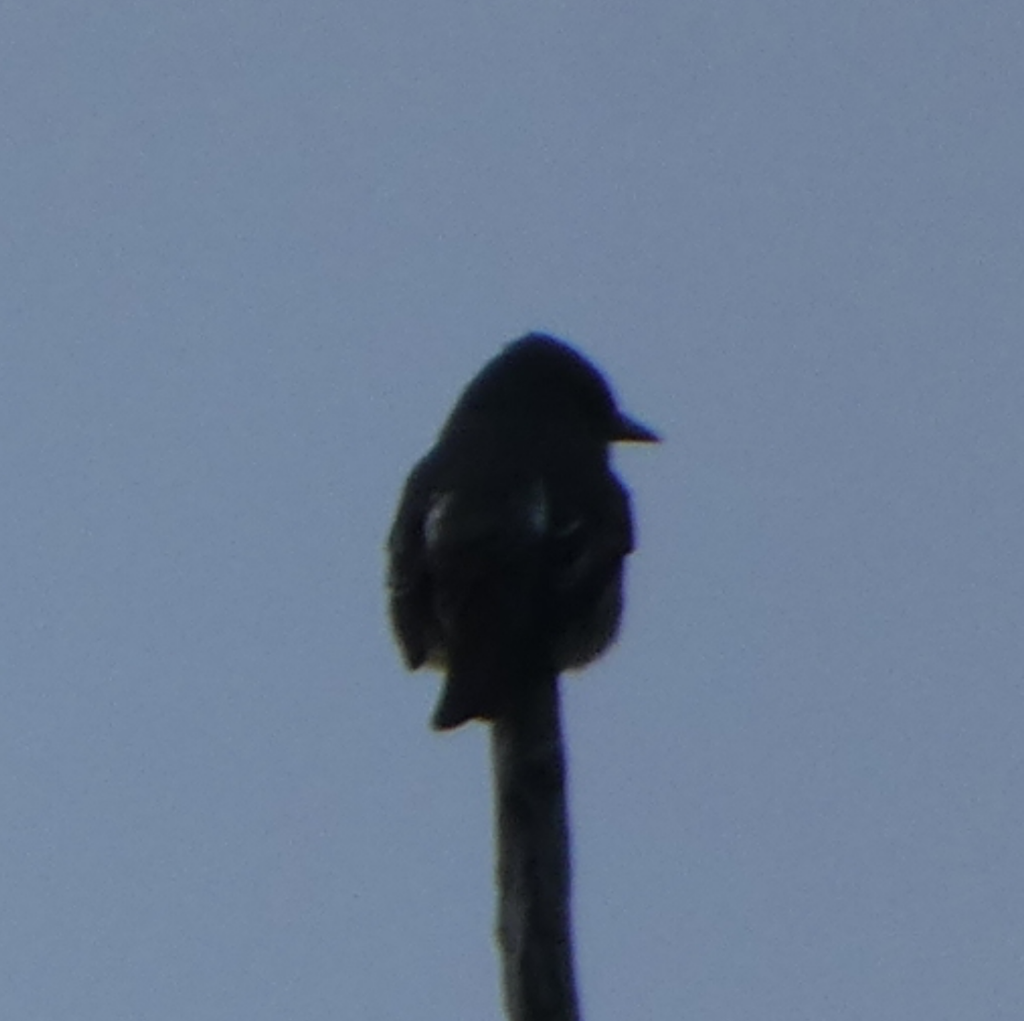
[{"x1": 387, "y1": 333, "x2": 658, "y2": 730}]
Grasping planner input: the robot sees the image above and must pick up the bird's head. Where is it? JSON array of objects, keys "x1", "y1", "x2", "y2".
[{"x1": 448, "y1": 333, "x2": 660, "y2": 447}]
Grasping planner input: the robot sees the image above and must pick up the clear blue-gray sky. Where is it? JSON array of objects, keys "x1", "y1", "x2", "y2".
[{"x1": 2, "y1": 2, "x2": 1022, "y2": 1018}]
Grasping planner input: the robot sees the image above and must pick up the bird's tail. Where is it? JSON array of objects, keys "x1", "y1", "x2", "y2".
[
  {"x1": 429, "y1": 543, "x2": 544, "y2": 730},
  {"x1": 431, "y1": 637, "x2": 555, "y2": 730},
  {"x1": 430, "y1": 675, "x2": 495, "y2": 730}
]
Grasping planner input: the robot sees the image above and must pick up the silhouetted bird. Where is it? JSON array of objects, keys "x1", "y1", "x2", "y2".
[{"x1": 387, "y1": 333, "x2": 658, "y2": 730}]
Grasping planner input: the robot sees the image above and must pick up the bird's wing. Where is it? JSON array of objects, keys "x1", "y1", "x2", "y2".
[
  {"x1": 543, "y1": 473, "x2": 636, "y2": 669},
  {"x1": 549, "y1": 474, "x2": 635, "y2": 593}
]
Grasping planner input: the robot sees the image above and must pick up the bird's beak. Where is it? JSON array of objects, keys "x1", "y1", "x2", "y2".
[{"x1": 613, "y1": 412, "x2": 660, "y2": 444}]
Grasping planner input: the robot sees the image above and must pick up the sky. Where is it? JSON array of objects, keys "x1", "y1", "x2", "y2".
[{"x1": 2, "y1": 1, "x2": 1022, "y2": 1018}]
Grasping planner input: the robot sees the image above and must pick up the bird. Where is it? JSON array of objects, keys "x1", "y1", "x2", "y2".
[{"x1": 386, "y1": 332, "x2": 658, "y2": 730}]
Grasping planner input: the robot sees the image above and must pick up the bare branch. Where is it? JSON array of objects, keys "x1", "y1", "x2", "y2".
[{"x1": 491, "y1": 677, "x2": 581, "y2": 1021}]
